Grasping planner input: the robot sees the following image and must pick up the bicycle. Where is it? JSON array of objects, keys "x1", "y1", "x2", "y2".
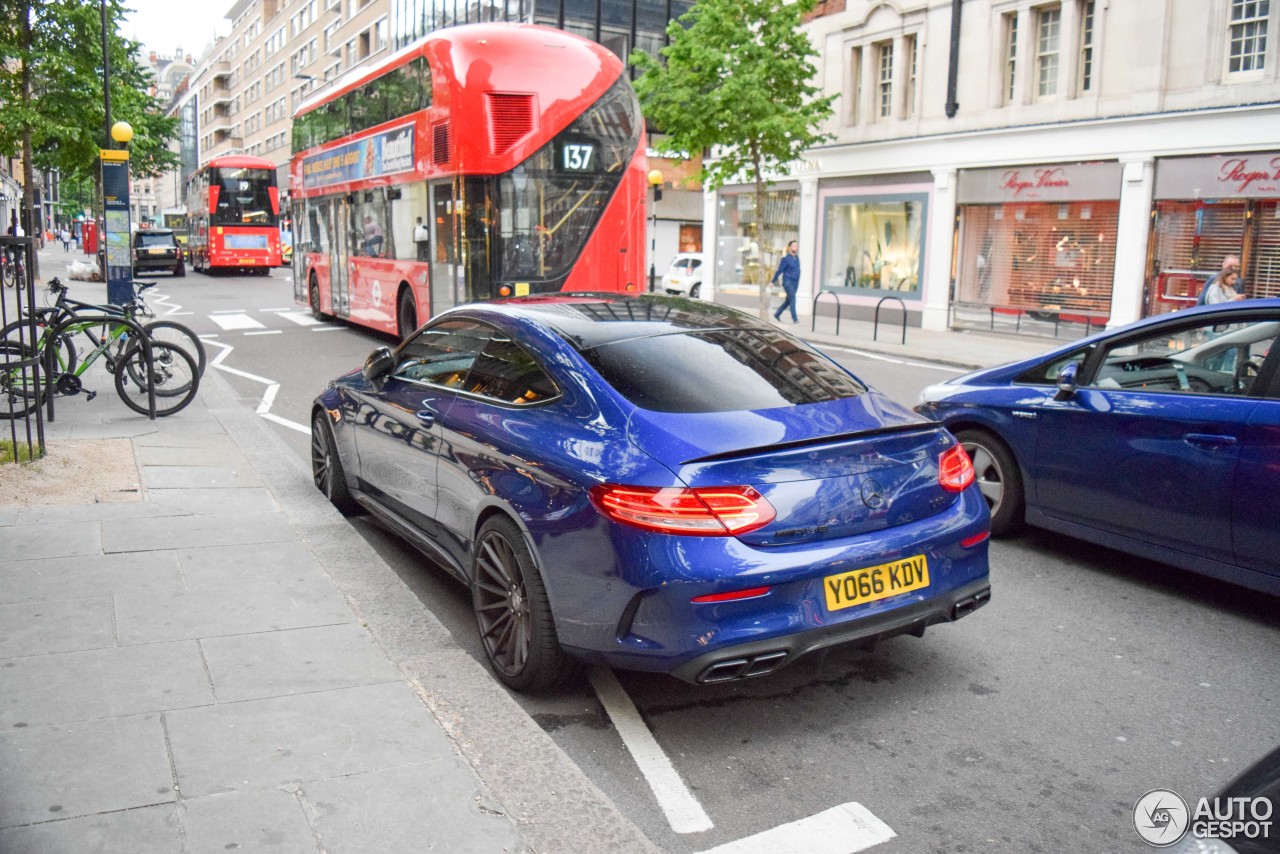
[
  {"x1": 1, "y1": 282, "x2": 200, "y2": 419},
  {"x1": 1, "y1": 245, "x2": 26, "y2": 289},
  {"x1": 0, "y1": 277, "x2": 207, "y2": 379}
]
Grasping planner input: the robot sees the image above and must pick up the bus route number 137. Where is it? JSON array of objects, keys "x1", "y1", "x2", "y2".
[{"x1": 558, "y1": 140, "x2": 596, "y2": 173}]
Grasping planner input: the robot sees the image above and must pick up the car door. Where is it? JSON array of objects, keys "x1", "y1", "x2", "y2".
[
  {"x1": 1230, "y1": 336, "x2": 1280, "y2": 580},
  {"x1": 350, "y1": 319, "x2": 490, "y2": 531},
  {"x1": 1030, "y1": 314, "x2": 1277, "y2": 563}
]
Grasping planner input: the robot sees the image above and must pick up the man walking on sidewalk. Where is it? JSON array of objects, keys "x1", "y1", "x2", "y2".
[{"x1": 771, "y1": 240, "x2": 800, "y2": 324}]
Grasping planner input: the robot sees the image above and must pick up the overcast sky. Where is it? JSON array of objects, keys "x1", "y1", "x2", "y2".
[{"x1": 121, "y1": 0, "x2": 233, "y2": 60}]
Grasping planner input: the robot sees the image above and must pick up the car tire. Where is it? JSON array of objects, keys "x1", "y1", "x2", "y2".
[
  {"x1": 471, "y1": 516, "x2": 574, "y2": 692},
  {"x1": 174, "y1": 262, "x2": 185, "y2": 277},
  {"x1": 689, "y1": 283, "x2": 701, "y2": 299},
  {"x1": 397, "y1": 289, "x2": 417, "y2": 341},
  {"x1": 955, "y1": 429, "x2": 1025, "y2": 536},
  {"x1": 310, "y1": 409, "x2": 359, "y2": 516}
]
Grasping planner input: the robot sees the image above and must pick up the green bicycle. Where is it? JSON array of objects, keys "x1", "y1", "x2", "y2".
[{"x1": 2, "y1": 284, "x2": 200, "y2": 418}]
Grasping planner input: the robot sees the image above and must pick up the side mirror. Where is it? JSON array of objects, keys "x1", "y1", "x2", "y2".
[
  {"x1": 362, "y1": 346, "x2": 395, "y2": 384},
  {"x1": 1055, "y1": 362, "x2": 1079, "y2": 400}
]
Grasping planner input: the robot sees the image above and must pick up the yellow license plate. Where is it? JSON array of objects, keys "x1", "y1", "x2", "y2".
[
  {"x1": 148, "y1": 248, "x2": 166, "y2": 254},
  {"x1": 823, "y1": 555, "x2": 929, "y2": 612}
]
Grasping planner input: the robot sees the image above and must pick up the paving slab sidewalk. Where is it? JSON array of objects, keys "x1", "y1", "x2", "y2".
[{"x1": 0, "y1": 357, "x2": 658, "y2": 854}]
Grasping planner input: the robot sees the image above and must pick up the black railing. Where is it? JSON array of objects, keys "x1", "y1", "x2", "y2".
[
  {"x1": 811, "y1": 289, "x2": 842, "y2": 336},
  {"x1": 1, "y1": 237, "x2": 45, "y2": 464},
  {"x1": 873, "y1": 295, "x2": 907, "y2": 344}
]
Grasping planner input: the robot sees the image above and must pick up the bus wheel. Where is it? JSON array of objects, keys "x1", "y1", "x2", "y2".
[
  {"x1": 397, "y1": 289, "x2": 417, "y2": 340},
  {"x1": 309, "y1": 274, "x2": 331, "y2": 321}
]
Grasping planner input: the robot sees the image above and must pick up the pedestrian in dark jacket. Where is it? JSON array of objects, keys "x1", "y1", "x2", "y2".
[{"x1": 771, "y1": 240, "x2": 800, "y2": 323}]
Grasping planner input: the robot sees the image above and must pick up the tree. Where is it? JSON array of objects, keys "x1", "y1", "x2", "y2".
[
  {"x1": 631, "y1": 0, "x2": 834, "y2": 317},
  {"x1": 0, "y1": 0, "x2": 179, "y2": 250}
]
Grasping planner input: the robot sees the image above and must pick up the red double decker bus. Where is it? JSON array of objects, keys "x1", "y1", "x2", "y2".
[
  {"x1": 289, "y1": 23, "x2": 647, "y2": 339},
  {"x1": 186, "y1": 155, "x2": 283, "y2": 275}
]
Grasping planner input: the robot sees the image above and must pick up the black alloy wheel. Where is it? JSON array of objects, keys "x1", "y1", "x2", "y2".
[
  {"x1": 689, "y1": 283, "x2": 701, "y2": 299},
  {"x1": 471, "y1": 516, "x2": 573, "y2": 692},
  {"x1": 308, "y1": 274, "x2": 330, "y2": 321},
  {"x1": 956, "y1": 429, "x2": 1025, "y2": 536},
  {"x1": 310, "y1": 410, "x2": 358, "y2": 515}
]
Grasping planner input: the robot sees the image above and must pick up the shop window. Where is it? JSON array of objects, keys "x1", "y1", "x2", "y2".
[
  {"x1": 820, "y1": 193, "x2": 927, "y2": 295},
  {"x1": 1227, "y1": 0, "x2": 1269, "y2": 75},
  {"x1": 715, "y1": 189, "x2": 799, "y2": 287},
  {"x1": 1035, "y1": 5, "x2": 1061, "y2": 97},
  {"x1": 956, "y1": 201, "x2": 1117, "y2": 315}
]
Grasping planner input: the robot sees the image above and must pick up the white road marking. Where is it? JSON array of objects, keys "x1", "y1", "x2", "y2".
[
  {"x1": 697, "y1": 802, "x2": 895, "y2": 854},
  {"x1": 587, "y1": 667, "x2": 713, "y2": 834},
  {"x1": 262, "y1": 412, "x2": 310, "y2": 434},
  {"x1": 205, "y1": 338, "x2": 311, "y2": 435},
  {"x1": 210, "y1": 313, "x2": 265, "y2": 331},
  {"x1": 244, "y1": 330, "x2": 283, "y2": 336},
  {"x1": 260, "y1": 307, "x2": 297, "y2": 312},
  {"x1": 210, "y1": 309, "x2": 249, "y2": 314},
  {"x1": 310, "y1": 325, "x2": 344, "y2": 332},
  {"x1": 276, "y1": 311, "x2": 324, "y2": 326}
]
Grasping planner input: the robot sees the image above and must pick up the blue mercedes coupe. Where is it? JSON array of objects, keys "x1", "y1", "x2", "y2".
[
  {"x1": 312, "y1": 295, "x2": 991, "y2": 690},
  {"x1": 917, "y1": 298, "x2": 1280, "y2": 597}
]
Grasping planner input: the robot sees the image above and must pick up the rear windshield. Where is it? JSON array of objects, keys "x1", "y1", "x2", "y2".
[
  {"x1": 136, "y1": 233, "x2": 175, "y2": 247},
  {"x1": 579, "y1": 330, "x2": 867, "y2": 413}
]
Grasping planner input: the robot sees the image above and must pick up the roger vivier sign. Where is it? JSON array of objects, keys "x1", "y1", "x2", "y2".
[
  {"x1": 1155, "y1": 152, "x2": 1280, "y2": 200},
  {"x1": 958, "y1": 162, "x2": 1122, "y2": 203}
]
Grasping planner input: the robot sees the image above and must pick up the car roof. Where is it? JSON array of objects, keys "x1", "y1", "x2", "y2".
[
  {"x1": 453, "y1": 293, "x2": 771, "y2": 350},
  {"x1": 136, "y1": 229, "x2": 176, "y2": 236}
]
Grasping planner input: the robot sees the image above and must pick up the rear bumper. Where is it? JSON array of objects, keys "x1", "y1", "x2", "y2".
[
  {"x1": 668, "y1": 577, "x2": 990, "y2": 683},
  {"x1": 134, "y1": 256, "x2": 180, "y2": 270}
]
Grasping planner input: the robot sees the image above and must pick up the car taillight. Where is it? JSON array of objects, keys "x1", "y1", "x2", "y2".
[
  {"x1": 589, "y1": 484, "x2": 776, "y2": 536},
  {"x1": 939, "y1": 444, "x2": 975, "y2": 492}
]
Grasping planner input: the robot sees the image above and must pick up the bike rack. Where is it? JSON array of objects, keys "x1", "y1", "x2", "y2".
[
  {"x1": 811, "y1": 290, "x2": 842, "y2": 336},
  {"x1": 873, "y1": 296, "x2": 908, "y2": 344},
  {"x1": 47, "y1": 314, "x2": 157, "y2": 420}
]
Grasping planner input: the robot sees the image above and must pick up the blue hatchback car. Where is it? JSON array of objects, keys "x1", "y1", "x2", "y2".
[
  {"x1": 917, "y1": 298, "x2": 1280, "y2": 597},
  {"x1": 312, "y1": 295, "x2": 991, "y2": 690}
]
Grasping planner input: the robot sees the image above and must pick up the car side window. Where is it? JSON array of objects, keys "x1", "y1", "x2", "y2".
[
  {"x1": 1015, "y1": 347, "x2": 1090, "y2": 385},
  {"x1": 1087, "y1": 317, "x2": 1279, "y2": 397},
  {"x1": 393, "y1": 320, "x2": 490, "y2": 388},
  {"x1": 463, "y1": 337, "x2": 559, "y2": 405}
]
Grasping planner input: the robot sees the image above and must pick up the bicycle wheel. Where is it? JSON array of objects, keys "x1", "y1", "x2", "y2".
[
  {"x1": 0, "y1": 339, "x2": 47, "y2": 418},
  {"x1": 0, "y1": 314, "x2": 78, "y2": 376},
  {"x1": 114, "y1": 340, "x2": 200, "y2": 416},
  {"x1": 140, "y1": 320, "x2": 206, "y2": 377}
]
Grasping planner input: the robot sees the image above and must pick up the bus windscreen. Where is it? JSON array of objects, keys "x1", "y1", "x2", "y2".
[{"x1": 213, "y1": 168, "x2": 277, "y2": 226}]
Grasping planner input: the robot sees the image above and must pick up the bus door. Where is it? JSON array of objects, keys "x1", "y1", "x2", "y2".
[
  {"x1": 329, "y1": 196, "x2": 352, "y2": 316},
  {"x1": 430, "y1": 181, "x2": 461, "y2": 314}
]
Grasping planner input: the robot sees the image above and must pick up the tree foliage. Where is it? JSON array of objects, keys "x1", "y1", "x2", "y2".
[
  {"x1": 631, "y1": 0, "x2": 833, "y2": 316},
  {"x1": 0, "y1": 0, "x2": 179, "y2": 183}
]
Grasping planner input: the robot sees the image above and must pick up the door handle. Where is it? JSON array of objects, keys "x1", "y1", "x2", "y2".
[
  {"x1": 416, "y1": 410, "x2": 436, "y2": 426},
  {"x1": 1183, "y1": 433, "x2": 1237, "y2": 449}
]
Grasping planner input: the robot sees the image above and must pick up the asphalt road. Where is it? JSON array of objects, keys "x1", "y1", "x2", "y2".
[{"x1": 123, "y1": 269, "x2": 1280, "y2": 853}]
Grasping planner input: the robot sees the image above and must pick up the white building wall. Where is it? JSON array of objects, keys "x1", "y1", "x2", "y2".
[{"x1": 709, "y1": 0, "x2": 1280, "y2": 332}]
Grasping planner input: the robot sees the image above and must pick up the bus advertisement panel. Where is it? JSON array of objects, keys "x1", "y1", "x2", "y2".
[
  {"x1": 186, "y1": 155, "x2": 283, "y2": 275},
  {"x1": 289, "y1": 23, "x2": 648, "y2": 339}
]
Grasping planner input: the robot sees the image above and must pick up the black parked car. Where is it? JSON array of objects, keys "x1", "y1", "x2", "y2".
[{"x1": 132, "y1": 229, "x2": 185, "y2": 276}]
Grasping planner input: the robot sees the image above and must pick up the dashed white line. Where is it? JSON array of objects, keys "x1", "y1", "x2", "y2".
[
  {"x1": 587, "y1": 667, "x2": 713, "y2": 835},
  {"x1": 244, "y1": 330, "x2": 283, "y2": 336},
  {"x1": 697, "y1": 802, "x2": 895, "y2": 854},
  {"x1": 310, "y1": 326, "x2": 344, "y2": 332},
  {"x1": 210, "y1": 313, "x2": 265, "y2": 331}
]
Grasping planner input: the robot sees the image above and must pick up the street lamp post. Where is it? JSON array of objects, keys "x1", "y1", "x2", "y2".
[{"x1": 647, "y1": 169, "x2": 663, "y2": 293}]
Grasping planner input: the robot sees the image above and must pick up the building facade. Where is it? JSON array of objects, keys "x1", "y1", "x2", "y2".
[{"x1": 708, "y1": 0, "x2": 1280, "y2": 335}]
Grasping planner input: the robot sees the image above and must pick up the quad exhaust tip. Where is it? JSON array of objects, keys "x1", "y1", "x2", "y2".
[
  {"x1": 697, "y1": 650, "x2": 789, "y2": 684},
  {"x1": 952, "y1": 588, "x2": 992, "y2": 620}
]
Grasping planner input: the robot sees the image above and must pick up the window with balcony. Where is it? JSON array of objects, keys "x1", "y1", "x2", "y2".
[
  {"x1": 1003, "y1": 13, "x2": 1018, "y2": 103},
  {"x1": 876, "y1": 41, "x2": 893, "y2": 119},
  {"x1": 1079, "y1": 0, "x2": 1095, "y2": 92},
  {"x1": 1227, "y1": 0, "x2": 1269, "y2": 74},
  {"x1": 1035, "y1": 5, "x2": 1061, "y2": 96},
  {"x1": 847, "y1": 45, "x2": 861, "y2": 124},
  {"x1": 904, "y1": 35, "x2": 918, "y2": 116}
]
